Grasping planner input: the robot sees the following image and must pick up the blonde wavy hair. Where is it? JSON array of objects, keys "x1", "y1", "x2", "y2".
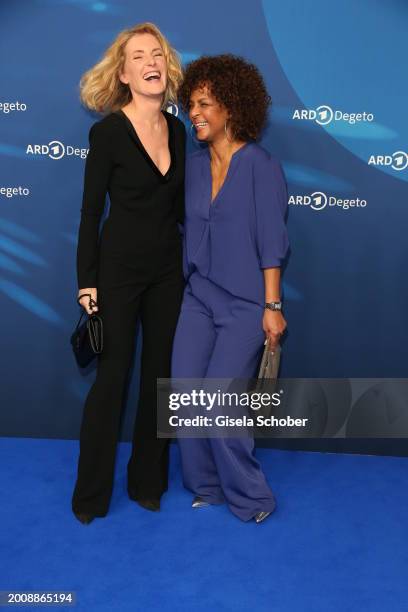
[{"x1": 80, "y1": 22, "x2": 183, "y2": 113}]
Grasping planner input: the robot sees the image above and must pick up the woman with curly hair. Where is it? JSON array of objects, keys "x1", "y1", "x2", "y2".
[
  {"x1": 171, "y1": 54, "x2": 289, "y2": 523},
  {"x1": 72, "y1": 23, "x2": 186, "y2": 524}
]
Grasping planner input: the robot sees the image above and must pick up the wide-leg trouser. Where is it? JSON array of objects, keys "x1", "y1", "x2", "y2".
[
  {"x1": 171, "y1": 271, "x2": 276, "y2": 522},
  {"x1": 72, "y1": 253, "x2": 184, "y2": 517}
]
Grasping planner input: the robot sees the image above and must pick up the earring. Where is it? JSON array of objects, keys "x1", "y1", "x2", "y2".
[{"x1": 189, "y1": 123, "x2": 203, "y2": 147}]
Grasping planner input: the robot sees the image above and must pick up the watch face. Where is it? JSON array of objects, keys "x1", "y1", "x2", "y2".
[{"x1": 266, "y1": 302, "x2": 281, "y2": 311}]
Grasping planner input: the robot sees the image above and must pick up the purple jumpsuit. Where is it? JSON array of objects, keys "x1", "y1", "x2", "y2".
[{"x1": 171, "y1": 142, "x2": 289, "y2": 521}]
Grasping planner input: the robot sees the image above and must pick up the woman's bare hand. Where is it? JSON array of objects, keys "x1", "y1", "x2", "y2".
[
  {"x1": 77, "y1": 288, "x2": 98, "y2": 315},
  {"x1": 263, "y1": 309, "x2": 286, "y2": 350}
]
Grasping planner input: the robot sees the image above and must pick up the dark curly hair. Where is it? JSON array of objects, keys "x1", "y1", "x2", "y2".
[{"x1": 178, "y1": 54, "x2": 271, "y2": 141}]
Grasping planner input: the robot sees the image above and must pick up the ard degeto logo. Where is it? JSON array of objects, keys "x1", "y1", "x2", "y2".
[
  {"x1": 293, "y1": 104, "x2": 374, "y2": 126},
  {"x1": 289, "y1": 192, "x2": 367, "y2": 211},
  {"x1": 368, "y1": 151, "x2": 408, "y2": 172},
  {"x1": 0, "y1": 186, "x2": 30, "y2": 198},
  {"x1": 166, "y1": 102, "x2": 179, "y2": 116},
  {"x1": 0, "y1": 101, "x2": 27, "y2": 114},
  {"x1": 26, "y1": 140, "x2": 89, "y2": 160},
  {"x1": 310, "y1": 191, "x2": 327, "y2": 210},
  {"x1": 48, "y1": 141, "x2": 65, "y2": 160},
  {"x1": 315, "y1": 106, "x2": 333, "y2": 126}
]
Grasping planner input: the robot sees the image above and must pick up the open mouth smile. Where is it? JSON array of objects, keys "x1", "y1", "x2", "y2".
[{"x1": 143, "y1": 71, "x2": 161, "y2": 81}]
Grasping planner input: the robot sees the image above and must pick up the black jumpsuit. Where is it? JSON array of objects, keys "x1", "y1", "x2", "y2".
[{"x1": 72, "y1": 109, "x2": 185, "y2": 517}]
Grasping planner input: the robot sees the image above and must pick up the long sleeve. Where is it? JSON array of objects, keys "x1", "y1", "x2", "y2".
[
  {"x1": 76, "y1": 121, "x2": 112, "y2": 289},
  {"x1": 253, "y1": 154, "x2": 289, "y2": 269}
]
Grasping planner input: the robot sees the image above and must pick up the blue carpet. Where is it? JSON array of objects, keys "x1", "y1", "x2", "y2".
[{"x1": 0, "y1": 438, "x2": 407, "y2": 611}]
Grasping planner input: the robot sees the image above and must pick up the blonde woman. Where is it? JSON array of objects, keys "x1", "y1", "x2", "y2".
[{"x1": 72, "y1": 23, "x2": 185, "y2": 524}]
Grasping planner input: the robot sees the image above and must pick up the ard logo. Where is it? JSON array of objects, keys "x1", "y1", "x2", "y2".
[
  {"x1": 292, "y1": 106, "x2": 333, "y2": 126},
  {"x1": 288, "y1": 192, "x2": 328, "y2": 210},
  {"x1": 293, "y1": 105, "x2": 373, "y2": 126},
  {"x1": 368, "y1": 151, "x2": 408, "y2": 171},
  {"x1": 289, "y1": 192, "x2": 367, "y2": 212},
  {"x1": 166, "y1": 102, "x2": 179, "y2": 116},
  {"x1": 26, "y1": 141, "x2": 89, "y2": 160}
]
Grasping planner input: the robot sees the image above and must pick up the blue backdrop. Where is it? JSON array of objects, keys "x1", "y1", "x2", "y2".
[{"x1": 1, "y1": 0, "x2": 407, "y2": 452}]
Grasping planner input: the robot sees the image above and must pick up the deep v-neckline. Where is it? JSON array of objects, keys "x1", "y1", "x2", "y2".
[
  {"x1": 117, "y1": 109, "x2": 175, "y2": 180},
  {"x1": 210, "y1": 160, "x2": 229, "y2": 204},
  {"x1": 208, "y1": 143, "x2": 249, "y2": 205}
]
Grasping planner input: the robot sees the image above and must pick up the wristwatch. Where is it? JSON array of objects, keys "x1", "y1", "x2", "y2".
[{"x1": 265, "y1": 301, "x2": 282, "y2": 311}]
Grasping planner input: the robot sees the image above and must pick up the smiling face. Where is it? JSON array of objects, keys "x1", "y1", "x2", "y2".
[
  {"x1": 119, "y1": 32, "x2": 167, "y2": 101},
  {"x1": 189, "y1": 84, "x2": 230, "y2": 143}
]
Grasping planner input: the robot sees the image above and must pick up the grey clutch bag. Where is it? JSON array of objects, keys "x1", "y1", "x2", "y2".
[
  {"x1": 249, "y1": 341, "x2": 281, "y2": 424},
  {"x1": 253, "y1": 340, "x2": 281, "y2": 395},
  {"x1": 258, "y1": 340, "x2": 281, "y2": 380}
]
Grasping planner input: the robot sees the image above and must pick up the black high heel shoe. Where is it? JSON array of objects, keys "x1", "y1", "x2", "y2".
[
  {"x1": 74, "y1": 511, "x2": 96, "y2": 525},
  {"x1": 128, "y1": 487, "x2": 161, "y2": 512},
  {"x1": 134, "y1": 498, "x2": 161, "y2": 512}
]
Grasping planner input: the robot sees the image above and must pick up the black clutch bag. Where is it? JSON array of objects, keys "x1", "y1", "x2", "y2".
[{"x1": 70, "y1": 294, "x2": 103, "y2": 368}]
